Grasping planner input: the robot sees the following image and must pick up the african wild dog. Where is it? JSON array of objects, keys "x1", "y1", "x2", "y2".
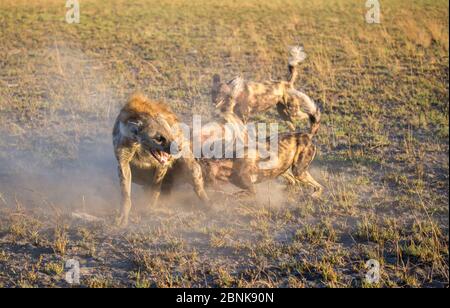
[
  {"x1": 200, "y1": 88, "x2": 323, "y2": 198},
  {"x1": 112, "y1": 94, "x2": 209, "y2": 227},
  {"x1": 211, "y1": 46, "x2": 308, "y2": 130}
]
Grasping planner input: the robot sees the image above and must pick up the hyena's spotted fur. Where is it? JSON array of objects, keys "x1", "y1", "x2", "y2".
[{"x1": 113, "y1": 94, "x2": 209, "y2": 227}]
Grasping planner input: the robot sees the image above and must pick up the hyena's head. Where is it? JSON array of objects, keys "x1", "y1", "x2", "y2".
[{"x1": 119, "y1": 95, "x2": 182, "y2": 165}]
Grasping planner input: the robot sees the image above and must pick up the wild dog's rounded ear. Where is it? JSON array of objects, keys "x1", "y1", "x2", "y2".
[
  {"x1": 212, "y1": 74, "x2": 221, "y2": 84},
  {"x1": 211, "y1": 74, "x2": 222, "y2": 105}
]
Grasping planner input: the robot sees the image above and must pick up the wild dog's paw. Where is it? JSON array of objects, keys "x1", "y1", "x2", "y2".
[
  {"x1": 311, "y1": 189, "x2": 323, "y2": 200},
  {"x1": 236, "y1": 190, "x2": 256, "y2": 200}
]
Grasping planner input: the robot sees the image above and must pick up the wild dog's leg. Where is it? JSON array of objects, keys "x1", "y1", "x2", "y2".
[
  {"x1": 297, "y1": 171, "x2": 323, "y2": 198},
  {"x1": 281, "y1": 169, "x2": 298, "y2": 186},
  {"x1": 292, "y1": 143, "x2": 323, "y2": 197},
  {"x1": 275, "y1": 103, "x2": 297, "y2": 185},
  {"x1": 183, "y1": 157, "x2": 210, "y2": 206},
  {"x1": 232, "y1": 161, "x2": 257, "y2": 198},
  {"x1": 116, "y1": 149, "x2": 135, "y2": 227},
  {"x1": 293, "y1": 144, "x2": 323, "y2": 197}
]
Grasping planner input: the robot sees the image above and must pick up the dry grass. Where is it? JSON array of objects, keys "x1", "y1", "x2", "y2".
[{"x1": 0, "y1": 0, "x2": 448, "y2": 288}]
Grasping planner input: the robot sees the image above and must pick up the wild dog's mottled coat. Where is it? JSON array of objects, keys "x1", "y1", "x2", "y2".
[
  {"x1": 211, "y1": 46, "x2": 308, "y2": 130},
  {"x1": 199, "y1": 132, "x2": 322, "y2": 198},
  {"x1": 201, "y1": 90, "x2": 323, "y2": 198}
]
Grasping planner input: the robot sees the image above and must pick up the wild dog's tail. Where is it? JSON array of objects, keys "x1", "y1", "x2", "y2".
[
  {"x1": 288, "y1": 46, "x2": 307, "y2": 86},
  {"x1": 288, "y1": 89, "x2": 321, "y2": 136}
]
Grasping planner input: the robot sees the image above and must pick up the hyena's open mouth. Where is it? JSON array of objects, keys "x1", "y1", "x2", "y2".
[{"x1": 150, "y1": 149, "x2": 171, "y2": 165}]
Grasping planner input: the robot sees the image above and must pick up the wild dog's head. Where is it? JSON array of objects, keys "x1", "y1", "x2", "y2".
[
  {"x1": 211, "y1": 75, "x2": 245, "y2": 114},
  {"x1": 278, "y1": 90, "x2": 321, "y2": 132},
  {"x1": 119, "y1": 94, "x2": 181, "y2": 165},
  {"x1": 211, "y1": 79, "x2": 232, "y2": 113},
  {"x1": 277, "y1": 96, "x2": 309, "y2": 129},
  {"x1": 280, "y1": 96, "x2": 309, "y2": 121}
]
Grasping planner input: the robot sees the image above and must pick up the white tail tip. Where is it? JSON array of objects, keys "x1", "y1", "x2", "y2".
[{"x1": 288, "y1": 45, "x2": 307, "y2": 66}]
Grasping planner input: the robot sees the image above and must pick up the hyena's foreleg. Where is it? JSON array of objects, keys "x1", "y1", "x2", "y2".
[
  {"x1": 117, "y1": 161, "x2": 132, "y2": 227},
  {"x1": 147, "y1": 166, "x2": 169, "y2": 209},
  {"x1": 116, "y1": 146, "x2": 137, "y2": 227}
]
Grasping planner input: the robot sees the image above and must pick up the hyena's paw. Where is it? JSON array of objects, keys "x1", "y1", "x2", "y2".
[{"x1": 116, "y1": 215, "x2": 129, "y2": 228}]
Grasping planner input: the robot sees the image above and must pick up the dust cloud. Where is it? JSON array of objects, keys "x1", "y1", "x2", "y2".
[
  {"x1": 0, "y1": 44, "x2": 120, "y2": 216},
  {"x1": 0, "y1": 43, "x2": 299, "y2": 221}
]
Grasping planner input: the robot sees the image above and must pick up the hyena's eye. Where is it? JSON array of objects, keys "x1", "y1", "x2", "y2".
[{"x1": 154, "y1": 134, "x2": 166, "y2": 144}]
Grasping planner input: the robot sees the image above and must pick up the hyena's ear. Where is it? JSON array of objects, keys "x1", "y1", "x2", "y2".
[
  {"x1": 128, "y1": 120, "x2": 143, "y2": 135},
  {"x1": 119, "y1": 119, "x2": 142, "y2": 138},
  {"x1": 211, "y1": 74, "x2": 221, "y2": 105},
  {"x1": 156, "y1": 115, "x2": 174, "y2": 136}
]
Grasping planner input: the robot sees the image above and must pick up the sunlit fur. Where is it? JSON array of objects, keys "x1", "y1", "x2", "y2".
[
  {"x1": 113, "y1": 94, "x2": 209, "y2": 227},
  {"x1": 199, "y1": 121, "x2": 323, "y2": 199},
  {"x1": 211, "y1": 46, "x2": 308, "y2": 129}
]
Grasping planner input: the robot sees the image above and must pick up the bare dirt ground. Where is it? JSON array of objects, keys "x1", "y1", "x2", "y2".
[{"x1": 0, "y1": 0, "x2": 448, "y2": 287}]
